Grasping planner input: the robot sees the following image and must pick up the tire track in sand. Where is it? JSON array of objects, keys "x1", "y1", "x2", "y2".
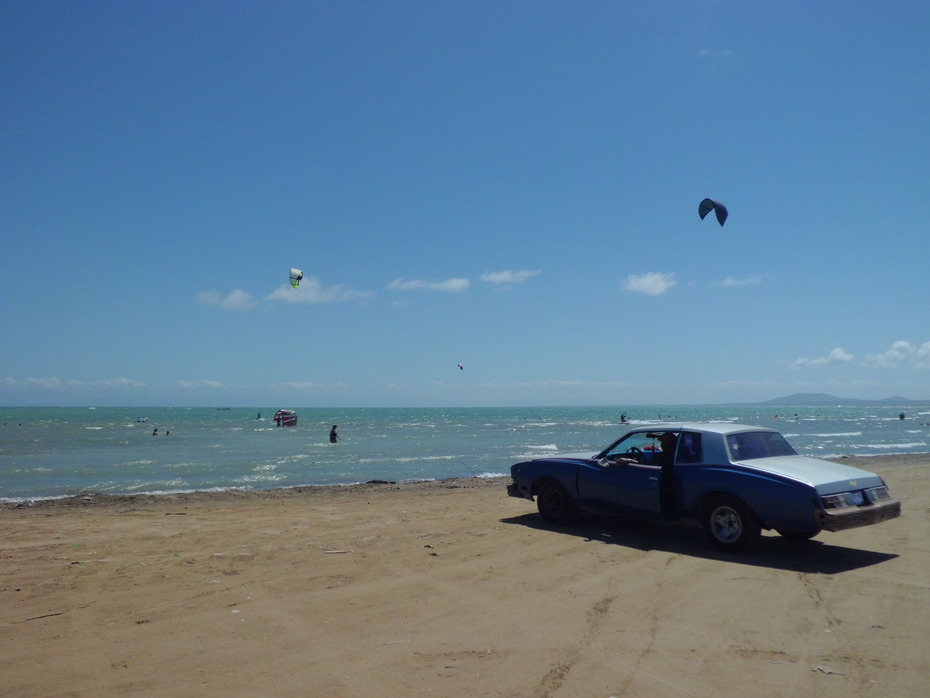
[
  {"x1": 535, "y1": 593, "x2": 617, "y2": 697},
  {"x1": 533, "y1": 548, "x2": 666, "y2": 697}
]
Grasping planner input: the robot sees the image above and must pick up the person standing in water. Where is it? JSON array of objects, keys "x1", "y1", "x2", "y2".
[{"x1": 329, "y1": 425, "x2": 338, "y2": 443}]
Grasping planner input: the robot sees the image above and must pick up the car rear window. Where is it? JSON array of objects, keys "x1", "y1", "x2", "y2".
[
  {"x1": 726, "y1": 431, "x2": 797, "y2": 460},
  {"x1": 676, "y1": 432, "x2": 703, "y2": 463}
]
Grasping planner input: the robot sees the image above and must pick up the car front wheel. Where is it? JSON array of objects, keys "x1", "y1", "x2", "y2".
[
  {"x1": 536, "y1": 481, "x2": 577, "y2": 525},
  {"x1": 702, "y1": 495, "x2": 761, "y2": 552}
]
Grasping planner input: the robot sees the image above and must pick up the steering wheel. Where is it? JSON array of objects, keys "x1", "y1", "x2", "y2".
[{"x1": 625, "y1": 446, "x2": 644, "y2": 462}]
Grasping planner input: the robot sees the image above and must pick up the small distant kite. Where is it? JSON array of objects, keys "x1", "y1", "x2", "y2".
[
  {"x1": 457, "y1": 364, "x2": 464, "y2": 371},
  {"x1": 289, "y1": 268, "x2": 303, "y2": 288},
  {"x1": 698, "y1": 198, "x2": 728, "y2": 227}
]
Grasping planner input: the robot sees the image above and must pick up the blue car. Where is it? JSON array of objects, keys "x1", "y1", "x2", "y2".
[{"x1": 506, "y1": 423, "x2": 901, "y2": 552}]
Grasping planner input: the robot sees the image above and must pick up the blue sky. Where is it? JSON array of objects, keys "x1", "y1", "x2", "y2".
[{"x1": 2, "y1": 1, "x2": 929, "y2": 408}]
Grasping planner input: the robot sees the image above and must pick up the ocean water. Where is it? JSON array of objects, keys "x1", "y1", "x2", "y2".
[{"x1": 1, "y1": 404, "x2": 928, "y2": 501}]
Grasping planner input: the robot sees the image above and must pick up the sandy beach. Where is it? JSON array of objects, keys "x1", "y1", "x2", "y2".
[{"x1": 2, "y1": 455, "x2": 928, "y2": 697}]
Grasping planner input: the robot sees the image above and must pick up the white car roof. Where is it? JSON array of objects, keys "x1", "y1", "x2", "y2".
[{"x1": 629, "y1": 422, "x2": 778, "y2": 436}]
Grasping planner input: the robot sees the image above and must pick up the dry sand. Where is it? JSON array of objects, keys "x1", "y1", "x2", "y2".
[{"x1": 2, "y1": 455, "x2": 928, "y2": 697}]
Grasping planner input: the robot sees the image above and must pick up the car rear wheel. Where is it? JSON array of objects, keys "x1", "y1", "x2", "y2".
[
  {"x1": 702, "y1": 495, "x2": 761, "y2": 552},
  {"x1": 536, "y1": 481, "x2": 577, "y2": 524}
]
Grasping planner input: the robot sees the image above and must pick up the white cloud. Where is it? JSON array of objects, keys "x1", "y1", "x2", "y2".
[
  {"x1": 68, "y1": 377, "x2": 146, "y2": 389},
  {"x1": 479, "y1": 379, "x2": 634, "y2": 391},
  {"x1": 715, "y1": 275, "x2": 768, "y2": 287},
  {"x1": 916, "y1": 342, "x2": 930, "y2": 369},
  {"x1": 5, "y1": 376, "x2": 146, "y2": 390},
  {"x1": 100, "y1": 377, "x2": 142, "y2": 388},
  {"x1": 623, "y1": 272, "x2": 676, "y2": 296},
  {"x1": 277, "y1": 380, "x2": 347, "y2": 391},
  {"x1": 790, "y1": 347, "x2": 854, "y2": 368},
  {"x1": 480, "y1": 269, "x2": 541, "y2": 287},
  {"x1": 176, "y1": 379, "x2": 229, "y2": 389},
  {"x1": 22, "y1": 377, "x2": 64, "y2": 388},
  {"x1": 197, "y1": 289, "x2": 257, "y2": 310},
  {"x1": 864, "y1": 340, "x2": 916, "y2": 368},
  {"x1": 789, "y1": 340, "x2": 930, "y2": 371},
  {"x1": 387, "y1": 277, "x2": 471, "y2": 292},
  {"x1": 266, "y1": 276, "x2": 372, "y2": 304}
]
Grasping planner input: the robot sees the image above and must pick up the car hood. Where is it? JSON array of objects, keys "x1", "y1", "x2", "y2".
[
  {"x1": 542, "y1": 452, "x2": 597, "y2": 462},
  {"x1": 736, "y1": 455, "x2": 886, "y2": 492}
]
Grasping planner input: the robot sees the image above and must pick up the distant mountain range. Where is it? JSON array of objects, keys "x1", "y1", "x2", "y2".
[{"x1": 733, "y1": 393, "x2": 929, "y2": 407}]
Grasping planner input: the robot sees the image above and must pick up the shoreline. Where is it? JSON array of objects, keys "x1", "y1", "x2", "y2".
[
  {"x1": 2, "y1": 474, "x2": 507, "y2": 510},
  {"x1": 2, "y1": 452, "x2": 922, "y2": 510}
]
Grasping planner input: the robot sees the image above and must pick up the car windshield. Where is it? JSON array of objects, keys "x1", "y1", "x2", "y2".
[
  {"x1": 600, "y1": 431, "x2": 678, "y2": 465},
  {"x1": 726, "y1": 431, "x2": 797, "y2": 460}
]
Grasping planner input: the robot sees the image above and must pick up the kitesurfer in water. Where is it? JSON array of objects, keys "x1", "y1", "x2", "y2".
[{"x1": 329, "y1": 425, "x2": 338, "y2": 443}]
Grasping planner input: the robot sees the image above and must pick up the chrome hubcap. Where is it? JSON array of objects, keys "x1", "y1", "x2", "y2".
[{"x1": 711, "y1": 506, "x2": 742, "y2": 542}]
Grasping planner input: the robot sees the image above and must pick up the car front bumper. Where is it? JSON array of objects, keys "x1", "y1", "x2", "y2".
[
  {"x1": 507, "y1": 481, "x2": 533, "y2": 501},
  {"x1": 816, "y1": 497, "x2": 902, "y2": 532}
]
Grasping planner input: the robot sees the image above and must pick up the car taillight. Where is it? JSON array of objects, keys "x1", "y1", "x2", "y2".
[
  {"x1": 821, "y1": 493, "x2": 847, "y2": 509},
  {"x1": 865, "y1": 485, "x2": 890, "y2": 503},
  {"x1": 823, "y1": 485, "x2": 891, "y2": 509}
]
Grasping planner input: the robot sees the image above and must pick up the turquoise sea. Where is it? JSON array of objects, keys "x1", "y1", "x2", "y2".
[{"x1": 2, "y1": 404, "x2": 929, "y2": 501}]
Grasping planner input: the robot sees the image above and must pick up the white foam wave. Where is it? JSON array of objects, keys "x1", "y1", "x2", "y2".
[
  {"x1": 857, "y1": 442, "x2": 927, "y2": 450},
  {"x1": 528, "y1": 444, "x2": 559, "y2": 451},
  {"x1": 356, "y1": 455, "x2": 457, "y2": 464}
]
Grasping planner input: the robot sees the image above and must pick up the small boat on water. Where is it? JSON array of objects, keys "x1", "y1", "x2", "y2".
[{"x1": 273, "y1": 409, "x2": 297, "y2": 427}]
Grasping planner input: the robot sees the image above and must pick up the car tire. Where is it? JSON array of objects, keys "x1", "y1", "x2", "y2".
[
  {"x1": 702, "y1": 495, "x2": 761, "y2": 552},
  {"x1": 536, "y1": 481, "x2": 577, "y2": 525}
]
